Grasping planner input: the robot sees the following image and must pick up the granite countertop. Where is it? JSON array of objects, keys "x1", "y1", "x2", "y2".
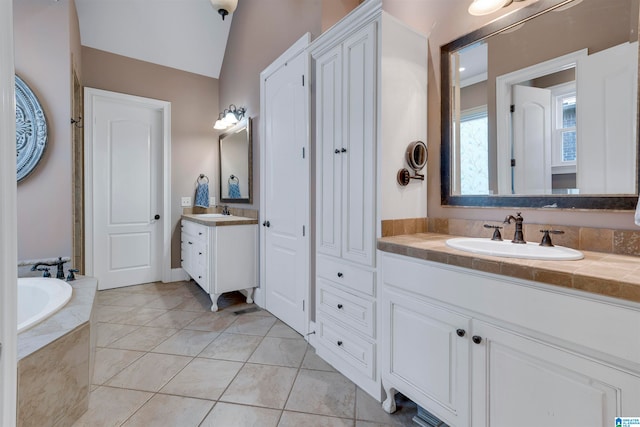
[
  {"x1": 18, "y1": 276, "x2": 97, "y2": 360},
  {"x1": 378, "y1": 233, "x2": 640, "y2": 304},
  {"x1": 181, "y1": 214, "x2": 258, "y2": 226}
]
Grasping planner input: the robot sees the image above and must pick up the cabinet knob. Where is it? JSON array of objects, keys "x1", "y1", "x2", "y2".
[
  {"x1": 199, "y1": 252, "x2": 202, "y2": 255},
  {"x1": 334, "y1": 149, "x2": 340, "y2": 154},
  {"x1": 154, "y1": 214, "x2": 160, "y2": 220},
  {"x1": 341, "y1": 147, "x2": 347, "y2": 153},
  {"x1": 198, "y1": 232, "x2": 202, "y2": 235},
  {"x1": 188, "y1": 241, "x2": 193, "y2": 245},
  {"x1": 337, "y1": 340, "x2": 343, "y2": 346},
  {"x1": 262, "y1": 221, "x2": 271, "y2": 227},
  {"x1": 337, "y1": 304, "x2": 343, "y2": 309},
  {"x1": 337, "y1": 272, "x2": 343, "y2": 278},
  {"x1": 198, "y1": 275, "x2": 202, "y2": 279},
  {"x1": 472, "y1": 335, "x2": 483, "y2": 344},
  {"x1": 456, "y1": 329, "x2": 466, "y2": 337}
]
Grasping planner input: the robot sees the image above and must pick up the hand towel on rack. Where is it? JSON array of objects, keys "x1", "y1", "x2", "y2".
[
  {"x1": 228, "y1": 175, "x2": 241, "y2": 198},
  {"x1": 195, "y1": 176, "x2": 210, "y2": 208}
]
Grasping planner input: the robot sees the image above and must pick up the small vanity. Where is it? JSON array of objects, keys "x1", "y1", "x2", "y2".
[{"x1": 181, "y1": 213, "x2": 258, "y2": 311}]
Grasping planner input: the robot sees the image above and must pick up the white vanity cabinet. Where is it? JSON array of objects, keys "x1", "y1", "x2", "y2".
[
  {"x1": 311, "y1": 0, "x2": 427, "y2": 401},
  {"x1": 381, "y1": 251, "x2": 640, "y2": 427},
  {"x1": 181, "y1": 219, "x2": 257, "y2": 311}
]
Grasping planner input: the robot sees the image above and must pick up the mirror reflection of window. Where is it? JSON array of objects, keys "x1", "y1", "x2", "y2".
[{"x1": 460, "y1": 107, "x2": 489, "y2": 195}]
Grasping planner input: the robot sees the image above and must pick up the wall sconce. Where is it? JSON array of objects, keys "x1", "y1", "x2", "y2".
[
  {"x1": 213, "y1": 104, "x2": 246, "y2": 130},
  {"x1": 210, "y1": 0, "x2": 238, "y2": 20},
  {"x1": 468, "y1": 0, "x2": 524, "y2": 16}
]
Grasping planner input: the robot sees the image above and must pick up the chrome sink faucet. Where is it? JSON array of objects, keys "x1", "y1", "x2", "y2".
[
  {"x1": 221, "y1": 205, "x2": 230, "y2": 215},
  {"x1": 504, "y1": 212, "x2": 526, "y2": 244}
]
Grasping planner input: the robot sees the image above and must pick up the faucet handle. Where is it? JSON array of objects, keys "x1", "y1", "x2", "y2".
[
  {"x1": 67, "y1": 269, "x2": 79, "y2": 281},
  {"x1": 484, "y1": 224, "x2": 503, "y2": 241},
  {"x1": 539, "y1": 229, "x2": 564, "y2": 247}
]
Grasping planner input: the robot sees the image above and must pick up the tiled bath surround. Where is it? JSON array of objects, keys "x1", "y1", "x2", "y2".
[
  {"x1": 382, "y1": 217, "x2": 640, "y2": 257},
  {"x1": 17, "y1": 277, "x2": 97, "y2": 427}
]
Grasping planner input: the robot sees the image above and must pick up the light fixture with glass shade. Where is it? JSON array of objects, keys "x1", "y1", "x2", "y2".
[
  {"x1": 213, "y1": 104, "x2": 246, "y2": 130},
  {"x1": 210, "y1": 0, "x2": 238, "y2": 20},
  {"x1": 468, "y1": 0, "x2": 524, "y2": 16}
]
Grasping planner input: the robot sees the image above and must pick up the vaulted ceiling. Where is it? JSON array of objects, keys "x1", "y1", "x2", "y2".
[{"x1": 75, "y1": 0, "x2": 232, "y2": 79}]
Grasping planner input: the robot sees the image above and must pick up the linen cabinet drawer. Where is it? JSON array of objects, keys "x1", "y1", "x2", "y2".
[
  {"x1": 317, "y1": 255, "x2": 375, "y2": 296},
  {"x1": 317, "y1": 278, "x2": 375, "y2": 338},
  {"x1": 317, "y1": 314, "x2": 375, "y2": 379}
]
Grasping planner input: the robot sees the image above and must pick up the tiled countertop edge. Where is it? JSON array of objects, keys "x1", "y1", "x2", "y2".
[{"x1": 378, "y1": 233, "x2": 640, "y2": 304}]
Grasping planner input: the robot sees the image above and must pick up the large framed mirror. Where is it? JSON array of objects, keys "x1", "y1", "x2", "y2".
[
  {"x1": 219, "y1": 117, "x2": 252, "y2": 204},
  {"x1": 441, "y1": 0, "x2": 640, "y2": 209}
]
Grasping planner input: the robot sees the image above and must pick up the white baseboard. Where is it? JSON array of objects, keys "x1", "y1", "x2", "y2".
[{"x1": 169, "y1": 268, "x2": 189, "y2": 283}]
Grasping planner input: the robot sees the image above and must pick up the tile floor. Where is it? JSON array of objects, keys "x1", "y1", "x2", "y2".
[{"x1": 73, "y1": 281, "x2": 417, "y2": 427}]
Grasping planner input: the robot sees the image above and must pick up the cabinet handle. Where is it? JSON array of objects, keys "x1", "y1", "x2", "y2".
[
  {"x1": 337, "y1": 340, "x2": 343, "y2": 346},
  {"x1": 456, "y1": 329, "x2": 466, "y2": 337},
  {"x1": 337, "y1": 304, "x2": 343, "y2": 309},
  {"x1": 472, "y1": 335, "x2": 482, "y2": 344},
  {"x1": 337, "y1": 272, "x2": 343, "y2": 278}
]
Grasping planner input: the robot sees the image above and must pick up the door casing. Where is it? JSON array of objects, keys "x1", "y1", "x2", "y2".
[{"x1": 84, "y1": 88, "x2": 172, "y2": 285}]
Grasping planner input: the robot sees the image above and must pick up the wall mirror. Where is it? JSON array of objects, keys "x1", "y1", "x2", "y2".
[
  {"x1": 441, "y1": 0, "x2": 640, "y2": 209},
  {"x1": 219, "y1": 117, "x2": 252, "y2": 204}
]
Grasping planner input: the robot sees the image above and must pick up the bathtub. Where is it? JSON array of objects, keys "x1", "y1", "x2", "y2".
[{"x1": 17, "y1": 277, "x2": 72, "y2": 333}]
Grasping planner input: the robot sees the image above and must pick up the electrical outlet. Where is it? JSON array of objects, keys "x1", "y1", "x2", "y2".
[
  {"x1": 210, "y1": 196, "x2": 216, "y2": 206},
  {"x1": 181, "y1": 197, "x2": 192, "y2": 207}
]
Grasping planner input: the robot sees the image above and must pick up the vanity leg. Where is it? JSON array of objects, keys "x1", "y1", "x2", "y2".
[
  {"x1": 382, "y1": 382, "x2": 397, "y2": 414},
  {"x1": 210, "y1": 293, "x2": 220, "y2": 312},
  {"x1": 245, "y1": 288, "x2": 254, "y2": 304}
]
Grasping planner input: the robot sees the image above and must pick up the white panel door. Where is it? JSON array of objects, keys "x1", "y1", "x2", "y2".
[
  {"x1": 263, "y1": 47, "x2": 309, "y2": 335},
  {"x1": 577, "y1": 41, "x2": 638, "y2": 194},
  {"x1": 512, "y1": 85, "x2": 551, "y2": 195},
  {"x1": 471, "y1": 320, "x2": 640, "y2": 427},
  {"x1": 92, "y1": 96, "x2": 162, "y2": 290},
  {"x1": 341, "y1": 23, "x2": 376, "y2": 267}
]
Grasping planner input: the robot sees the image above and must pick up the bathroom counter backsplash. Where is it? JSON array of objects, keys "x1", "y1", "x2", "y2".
[{"x1": 378, "y1": 232, "x2": 640, "y2": 305}]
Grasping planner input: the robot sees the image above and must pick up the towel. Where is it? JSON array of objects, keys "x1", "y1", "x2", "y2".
[
  {"x1": 194, "y1": 182, "x2": 210, "y2": 208},
  {"x1": 228, "y1": 181, "x2": 241, "y2": 198}
]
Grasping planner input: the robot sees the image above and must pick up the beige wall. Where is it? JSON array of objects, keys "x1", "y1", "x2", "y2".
[
  {"x1": 14, "y1": 0, "x2": 76, "y2": 261},
  {"x1": 82, "y1": 47, "x2": 220, "y2": 269}
]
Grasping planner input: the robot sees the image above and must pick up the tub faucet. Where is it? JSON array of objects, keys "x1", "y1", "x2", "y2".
[
  {"x1": 503, "y1": 212, "x2": 526, "y2": 244},
  {"x1": 31, "y1": 257, "x2": 67, "y2": 280}
]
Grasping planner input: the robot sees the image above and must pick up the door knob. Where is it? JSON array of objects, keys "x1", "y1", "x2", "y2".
[
  {"x1": 472, "y1": 335, "x2": 483, "y2": 344},
  {"x1": 337, "y1": 304, "x2": 343, "y2": 309},
  {"x1": 337, "y1": 340, "x2": 343, "y2": 346},
  {"x1": 337, "y1": 272, "x2": 343, "y2": 278},
  {"x1": 456, "y1": 329, "x2": 466, "y2": 337},
  {"x1": 341, "y1": 147, "x2": 347, "y2": 153},
  {"x1": 154, "y1": 214, "x2": 160, "y2": 220},
  {"x1": 334, "y1": 149, "x2": 341, "y2": 154},
  {"x1": 262, "y1": 221, "x2": 271, "y2": 227}
]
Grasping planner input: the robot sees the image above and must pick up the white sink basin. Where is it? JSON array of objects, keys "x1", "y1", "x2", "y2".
[
  {"x1": 446, "y1": 237, "x2": 584, "y2": 261},
  {"x1": 194, "y1": 213, "x2": 228, "y2": 218}
]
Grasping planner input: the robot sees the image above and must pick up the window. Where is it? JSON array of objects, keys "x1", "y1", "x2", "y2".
[
  {"x1": 459, "y1": 106, "x2": 489, "y2": 195},
  {"x1": 550, "y1": 83, "x2": 577, "y2": 173}
]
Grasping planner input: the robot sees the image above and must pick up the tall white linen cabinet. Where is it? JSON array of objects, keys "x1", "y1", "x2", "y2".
[{"x1": 310, "y1": 0, "x2": 427, "y2": 400}]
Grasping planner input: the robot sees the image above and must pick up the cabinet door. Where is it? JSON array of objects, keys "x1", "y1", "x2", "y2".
[
  {"x1": 471, "y1": 320, "x2": 640, "y2": 427},
  {"x1": 341, "y1": 22, "x2": 376, "y2": 267},
  {"x1": 316, "y1": 44, "x2": 344, "y2": 259},
  {"x1": 382, "y1": 288, "x2": 470, "y2": 426}
]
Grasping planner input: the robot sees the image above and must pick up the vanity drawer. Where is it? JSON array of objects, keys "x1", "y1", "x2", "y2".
[
  {"x1": 317, "y1": 278, "x2": 375, "y2": 338},
  {"x1": 181, "y1": 220, "x2": 208, "y2": 242},
  {"x1": 317, "y1": 314, "x2": 375, "y2": 380},
  {"x1": 317, "y1": 255, "x2": 375, "y2": 296}
]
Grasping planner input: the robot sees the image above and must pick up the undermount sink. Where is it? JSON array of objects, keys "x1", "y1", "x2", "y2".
[
  {"x1": 194, "y1": 213, "x2": 228, "y2": 218},
  {"x1": 446, "y1": 237, "x2": 584, "y2": 261}
]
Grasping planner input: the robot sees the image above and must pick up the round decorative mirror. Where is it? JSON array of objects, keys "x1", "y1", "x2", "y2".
[
  {"x1": 406, "y1": 140, "x2": 427, "y2": 172},
  {"x1": 15, "y1": 75, "x2": 48, "y2": 182}
]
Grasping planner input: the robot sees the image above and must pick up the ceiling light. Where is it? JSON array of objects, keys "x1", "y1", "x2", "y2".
[
  {"x1": 468, "y1": 0, "x2": 524, "y2": 16},
  {"x1": 210, "y1": 0, "x2": 238, "y2": 21}
]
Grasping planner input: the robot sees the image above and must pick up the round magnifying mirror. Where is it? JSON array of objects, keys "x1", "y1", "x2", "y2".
[{"x1": 406, "y1": 141, "x2": 427, "y2": 172}]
